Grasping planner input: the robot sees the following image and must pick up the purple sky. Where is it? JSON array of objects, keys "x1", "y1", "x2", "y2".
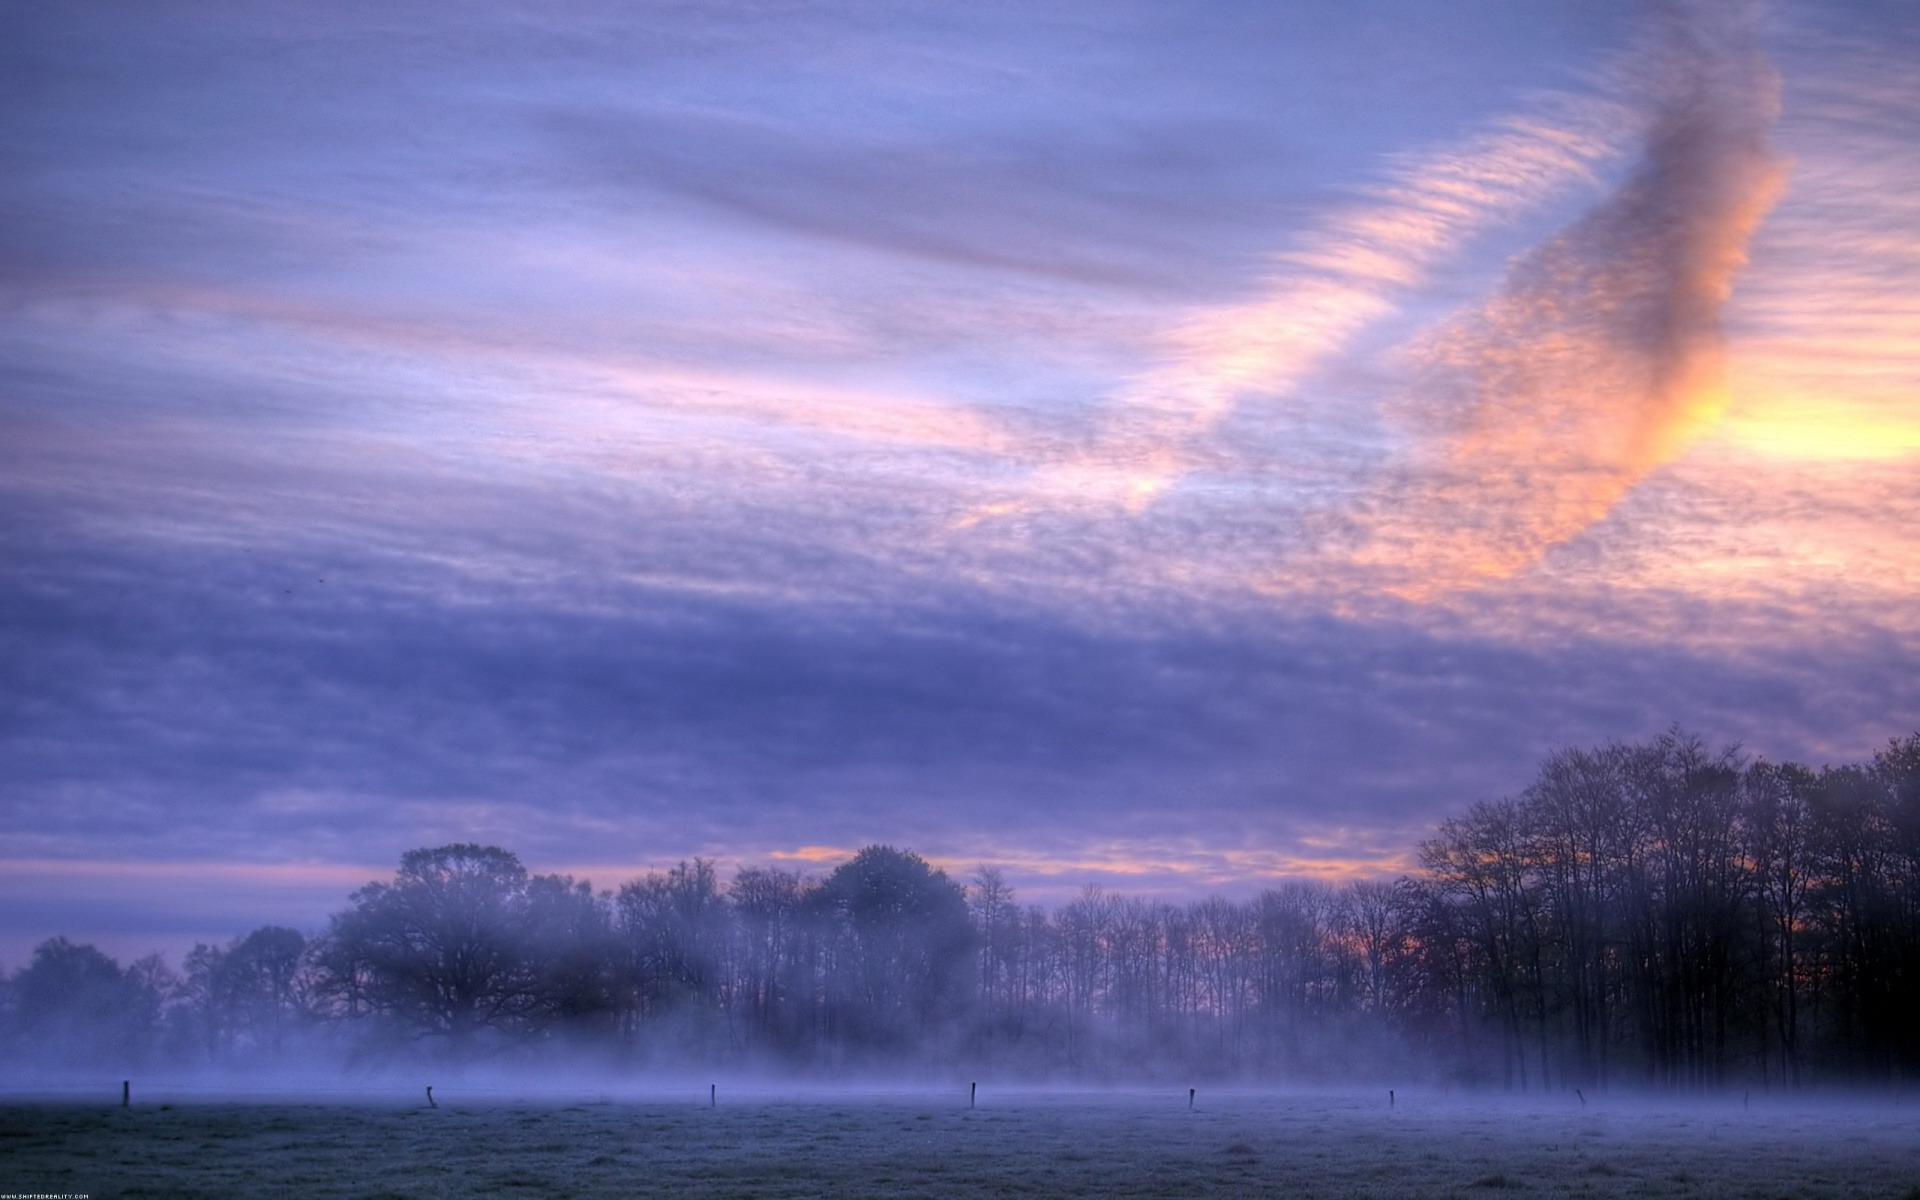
[{"x1": 3, "y1": 0, "x2": 1917, "y2": 967}]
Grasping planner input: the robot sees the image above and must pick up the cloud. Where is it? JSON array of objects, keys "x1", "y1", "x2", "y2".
[
  {"x1": 2, "y1": 0, "x2": 1915, "y2": 963},
  {"x1": 952, "y1": 90, "x2": 1626, "y2": 523},
  {"x1": 1329, "y1": 0, "x2": 1784, "y2": 595},
  {"x1": 1714, "y1": 15, "x2": 1920, "y2": 466},
  {"x1": 556, "y1": 107, "x2": 1265, "y2": 292},
  {"x1": 5, "y1": 503, "x2": 1912, "y2": 879}
]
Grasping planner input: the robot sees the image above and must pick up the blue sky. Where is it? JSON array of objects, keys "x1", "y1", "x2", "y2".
[{"x1": 2, "y1": 0, "x2": 1917, "y2": 964}]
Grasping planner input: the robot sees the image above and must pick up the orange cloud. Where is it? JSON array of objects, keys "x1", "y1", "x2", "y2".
[
  {"x1": 955, "y1": 94, "x2": 1624, "y2": 524},
  {"x1": 1333, "y1": 0, "x2": 1785, "y2": 597}
]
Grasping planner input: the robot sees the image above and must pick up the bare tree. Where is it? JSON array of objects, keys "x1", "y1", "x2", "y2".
[{"x1": 184, "y1": 926, "x2": 310, "y2": 1059}]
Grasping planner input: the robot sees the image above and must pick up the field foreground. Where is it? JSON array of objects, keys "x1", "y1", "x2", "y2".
[{"x1": 2, "y1": 1088, "x2": 1916, "y2": 1199}]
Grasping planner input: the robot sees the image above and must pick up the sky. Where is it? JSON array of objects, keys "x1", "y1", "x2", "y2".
[{"x1": 2, "y1": 0, "x2": 1917, "y2": 966}]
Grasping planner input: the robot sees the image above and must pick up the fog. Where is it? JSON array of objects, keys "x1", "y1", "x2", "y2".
[{"x1": 5, "y1": 730, "x2": 1917, "y2": 1101}]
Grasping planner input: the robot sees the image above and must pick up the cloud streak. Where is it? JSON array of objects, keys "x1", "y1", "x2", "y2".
[
  {"x1": 1335, "y1": 0, "x2": 1784, "y2": 595},
  {"x1": 959, "y1": 92, "x2": 1624, "y2": 522}
]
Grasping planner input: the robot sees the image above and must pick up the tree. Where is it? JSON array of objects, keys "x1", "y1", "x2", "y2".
[
  {"x1": 615, "y1": 859, "x2": 731, "y2": 1056},
  {"x1": 525, "y1": 875, "x2": 619, "y2": 1033},
  {"x1": 184, "y1": 926, "x2": 309, "y2": 1059},
  {"x1": 1741, "y1": 760, "x2": 1816, "y2": 1083},
  {"x1": 1422, "y1": 798, "x2": 1548, "y2": 1087},
  {"x1": 970, "y1": 867, "x2": 1023, "y2": 1038},
  {"x1": 1342, "y1": 879, "x2": 1405, "y2": 1016},
  {"x1": 730, "y1": 866, "x2": 818, "y2": 1055},
  {"x1": 817, "y1": 846, "x2": 974, "y2": 1052},
  {"x1": 8, "y1": 938, "x2": 167, "y2": 1067},
  {"x1": 316, "y1": 845, "x2": 562, "y2": 1054}
]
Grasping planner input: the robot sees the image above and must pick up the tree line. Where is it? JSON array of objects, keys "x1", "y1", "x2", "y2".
[{"x1": 4, "y1": 730, "x2": 1916, "y2": 1087}]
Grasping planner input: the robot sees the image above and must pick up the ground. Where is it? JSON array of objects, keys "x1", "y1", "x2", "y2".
[{"x1": 2, "y1": 1088, "x2": 1916, "y2": 1198}]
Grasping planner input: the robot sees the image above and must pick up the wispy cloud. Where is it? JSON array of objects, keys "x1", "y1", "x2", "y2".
[
  {"x1": 958, "y1": 92, "x2": 1625, "y2": 522},
  {"x1": 1331, "y1": 0, "x2": 1784, "y2": 595}
]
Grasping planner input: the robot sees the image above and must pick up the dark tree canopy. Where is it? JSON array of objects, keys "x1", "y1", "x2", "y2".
[
  {"x1": 316, "y1": 844, "x2": 602, "y2": 1052},
  {"x1": 184, "y1": 925, "x2": 308, "y2": 1058},
  {"x1": 818, "y1": 846, "x2": 975, "y2": 1049},
  {"x1": 7, "y1": 937, "x2": 167, "y2": 1067}
]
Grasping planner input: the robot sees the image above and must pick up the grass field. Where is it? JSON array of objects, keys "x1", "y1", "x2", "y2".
[{"x1": 2, "y1": 1087, "x2": 1916, "y2": 1198}]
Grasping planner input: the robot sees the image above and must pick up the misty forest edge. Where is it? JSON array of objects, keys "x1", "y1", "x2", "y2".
[{"x1": 9, "y1": 729, "x2": 1920, "y2": 1091}]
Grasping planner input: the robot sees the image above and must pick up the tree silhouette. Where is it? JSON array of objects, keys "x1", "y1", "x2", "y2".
[
  {"x1": 184, "y1": 925, "x2": 308, "y2": 1058},
  {"x1": 318, "y1": 844, "x2": 555, "y2": 1054},
  {"x1": 8, "y1": 938, "x2": 166, "y2": 1068},
  {"x1": 818, "y1": 845, "x2": 973, "y2": 1051},
  {"x1": 11, "y1": 731, "x2": 1920, "y2": 1083}
]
